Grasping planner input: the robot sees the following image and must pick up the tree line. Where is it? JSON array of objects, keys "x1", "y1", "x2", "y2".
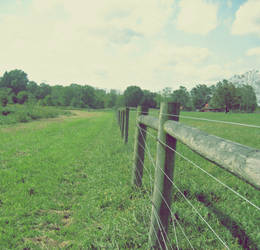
[{"x1": 0, "y1": 69, "x2": 258, "y2": 112}]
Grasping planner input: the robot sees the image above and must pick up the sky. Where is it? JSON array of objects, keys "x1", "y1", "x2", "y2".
[{"x1": 0, "y1": 0, "x2": 260, "y2": 92}]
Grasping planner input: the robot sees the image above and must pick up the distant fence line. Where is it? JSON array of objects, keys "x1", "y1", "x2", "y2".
[{"x1": 117, "y1": 104, "x2": 260, "y2": 249}]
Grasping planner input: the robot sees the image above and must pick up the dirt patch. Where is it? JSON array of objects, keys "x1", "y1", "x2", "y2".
[
  {"x1": 24, "y1": 236, "x2": 71, "y2": 248},
  {"x1": 24, "y1": 209, "x2": 73, "y2": 248},
  {"x1": 38, "y1": 209, "x2": 73, "y2": 227}
]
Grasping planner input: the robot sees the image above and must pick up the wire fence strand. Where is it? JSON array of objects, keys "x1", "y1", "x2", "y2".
[
  {"x1": 137, "y1": 125, "x2": 230, "y2": 249},
  {"x1": 138, "y1": 125, "x2": 195, "y2": 249},
  {"x1": 140, "y1": 126, "x2": 260, "y2": 211},
  {"x1": 129, "y1": 108, "x2": 260, "y2": 129}
]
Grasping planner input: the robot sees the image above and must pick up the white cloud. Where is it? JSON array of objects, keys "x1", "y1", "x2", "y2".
[
  {"x1": 231, "y1": 0, "x2": 260, "y2": 37},
  {"x1": 246, "y1": 47, "x2": 260, "y2": 56},
  {"x1": 0, "y1": 0, "x2": 257, "y2": 92},
  {"x1": 176, "y1": 0, "x2": 218, "y2": 35},
  {"x1": 227, "y1": 0, "x2": 232, "y2": 8}
]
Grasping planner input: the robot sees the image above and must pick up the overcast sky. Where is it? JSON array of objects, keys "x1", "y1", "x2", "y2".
[{"x1": 0, "y1": 0, "x2": 260, "y2": 92}]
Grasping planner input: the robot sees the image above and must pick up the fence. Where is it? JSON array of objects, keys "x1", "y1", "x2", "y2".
[{"x1": 117, "y1": 103, "x2": 260, "y2": 249}]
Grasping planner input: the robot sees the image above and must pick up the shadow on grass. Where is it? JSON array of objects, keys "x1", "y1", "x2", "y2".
[{"x1": 195, "y1": 192, "x2": 258, "y2": 250}]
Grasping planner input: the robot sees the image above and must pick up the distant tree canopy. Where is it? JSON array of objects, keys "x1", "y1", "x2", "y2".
[
  {"x1": 171, "y1": 86, "x2": 192, "y2": 110},
  {"x1": 124, "y1": 85, "x2": 143, "y2": 107},
  {"x1": 0, "y1": 69, "x2": 28, "y2": 95},
  {"x1": 191, "y1": 84, "x2": 212, "y2": 110},
  {"x1": 0, "y1": 69, "x2": 258, "y2": 112},
  {"x1": 210, "y1": 79, "x2": 257, "y2": 112}
]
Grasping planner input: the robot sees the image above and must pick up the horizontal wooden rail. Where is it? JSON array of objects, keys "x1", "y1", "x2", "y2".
[{"x1": 138, "y1": 115, "x2": 260, "y2": 190}]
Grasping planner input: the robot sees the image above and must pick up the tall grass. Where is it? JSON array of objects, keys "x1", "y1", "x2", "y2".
[{"x1": 0, "y1": 104, "x2": 71, "y2": 125}]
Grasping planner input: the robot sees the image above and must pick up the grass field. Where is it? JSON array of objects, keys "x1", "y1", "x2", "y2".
[{"x1": 0, "y1": 109, "x2": 259, "y2": 249}]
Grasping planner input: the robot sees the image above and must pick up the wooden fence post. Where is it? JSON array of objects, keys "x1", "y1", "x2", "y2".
[
  {"x1": 120, "y1": 110, "x2": 123, "y2": 132},
  {"x1": 132, "y1": 105, "x2": 149, "y2": 187},
  {"x1": 121, "y1": 110, "x2": 125, "y2": 138},
  {"x1": 117, "y1": 110, "x2": 120, "y2": 126},
  {"x1": 125, "y1": 107, "x2": 129, "y2": 144},
  {"x1": 149, "y1": 102, "x2": 180, "y2": 249}
]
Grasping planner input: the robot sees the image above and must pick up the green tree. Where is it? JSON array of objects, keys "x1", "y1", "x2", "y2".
[
  {"x1": 105, "y1": 89, "x2": 117, "y2": 108},
  {"x1": 43, "y1": 95, "x2": 53, "y2": 106},
  {"x1": 237, "y1": 85, "x2": 257, "y2": 112},
  {"x1": 17, "y1": 91, "x2": 29, "y2": 104},
  {"x1": 190, "y1": 84, "x2": 212, "y2": 110},
  {"x1": 35, "y1": 83, "x2": 51, "y2": 100},
  {"x1": 124, "y1": 86, "x2": 143, "y2": 107},
  {"x1": 0, "y1": 69, "x2": 28, "y2": 95},
  {"x1": 172, "y1": 86, "x2": 192, "y2": 110},
  {"x1": 27, "y1": 81, "x2": 39, "y2": 95},
  {"x1": 162, "y1": 87, "x2": 172, "y2": 101},
  {"x1": 210, "y1": 80, "x2": 238, "y2": 110},
  {"x1": 0, "y1": 88, "x2": 10, "y2": 107},
  {"x1": 141, "y1": 90, "x2": 157, "y2": 108}
]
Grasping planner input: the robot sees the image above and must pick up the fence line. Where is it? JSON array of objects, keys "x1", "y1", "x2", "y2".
[
  {"x1": 116, "y1": 104, "x2": 260, "y2": 249},
  {"x1": 137, "y1": 123, "x2": 229, "y2": 249},
  {"x1": 127, "y1": 108, "x2": 260, "y2": 129},
  {"x1": 139, "y1": 125, "x2": 260, "y2": 211},
  {"x1": 136, "y1": 141, "x2": 192, "y2": 250},
  {"x1": 137, "y1": 127, "x2": 194, "y2": 249}
]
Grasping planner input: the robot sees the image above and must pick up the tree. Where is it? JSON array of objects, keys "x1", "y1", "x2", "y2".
[
  {"x1": 172, "y1": 86, "x2": 192, "y2": 110},
  {"x1": 210, "y1": 80, "x2": 238, "y2": 110},
  {"x1": 141, "y1": 90, "x2": 157, "y2": 108},
  {"x1": 124, "y1": 86, "x2": 143, "y2": 107},
  {"x1": 161, "y1": 87, "x2": 173, "y2": 102},
  {"x1": 0, "y1": 88, "x2": 10, "y2": 107},
  {"x1": 35, "y1": 83, "x2": 51, "y2": 100},
  {"x1": 43, "y1": 95, "x2": 53, "y2": 106},
  {"x1": 237, "y1": 85, "x2": 257, "y2": 112},
  {"x1": 191, "y1": 84, "x2": 212, "y2": 110},
  {"x1": 0, "y1": 69, "x2": 28, "y2": 95},
  {"x1": 105, "y1": 89, "x2": 117, "y2": 108},
  {"x1": 17, "y1": 91, "x2": 29, "y2": 104}
]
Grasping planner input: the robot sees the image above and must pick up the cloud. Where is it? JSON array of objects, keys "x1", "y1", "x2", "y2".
[
  {"x1": 246, "y1": 47, "x2": 260, "y2": 56},
  {"x1": 176, "y1": 0, "x2": 218, "y2": 35},
  {"x1": 0, "y1": 0, "x2": 256, "y2": 92},
  {"x1": 30, "y1": 0, "x2": 174, "y2": 37},
  {"x1": 227, "y1": 0, "x2": 232, "y2": 8},
  {"x1": 231, "y1": 0, "x2": 260, "y2": 37}
]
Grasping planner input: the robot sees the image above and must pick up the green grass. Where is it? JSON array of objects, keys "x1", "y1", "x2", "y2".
[
  {"x1": 0, "y1": 104, "x2": 71, "y2": 125},
  {"x1": 0, "y1": 110, "x2": 259, "y2": 249}
]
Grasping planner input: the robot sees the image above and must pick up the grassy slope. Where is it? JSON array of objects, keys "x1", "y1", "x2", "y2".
[{"x1": 0, "y1": 110, "x2": 259, "y2": 249}]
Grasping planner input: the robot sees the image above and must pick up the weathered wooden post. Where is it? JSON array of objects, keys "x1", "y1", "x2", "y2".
[
  {"x1": 121, "y1": 110, "x2": 125, "y2": 138},
  {"x1": 125, "y1": 107, "x2": 130, "y2": 144},
  {"x1": 119, "y1": 110, "x2": 123, "y2": 132},
  {"x1": 132, "y1": 105, "x2": 149, "y2": 187},
  {"x1": 117, "y1": 110, "x2": 120, "y2": 126},
  {"x1": 149, "y1": 102, "x2": 180, "y2": 249}
]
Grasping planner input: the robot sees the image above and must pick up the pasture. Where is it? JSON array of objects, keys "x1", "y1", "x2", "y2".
[{"x1": 0, "y1": 109, "x2": 259, "y2": 249}]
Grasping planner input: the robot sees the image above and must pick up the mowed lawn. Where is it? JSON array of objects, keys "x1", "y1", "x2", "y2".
[
  {"x1": 0, "y1": 111, "x2": 148, "y2": 249},
  {"x1": 0, "y1": 110, "x2": 260, "y2": 249}
]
